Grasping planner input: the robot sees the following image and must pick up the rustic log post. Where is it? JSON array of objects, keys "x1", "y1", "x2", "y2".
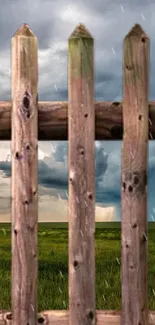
[
  {"x1": 11, "y1": 24, "x2": 38, "y2": 325},
  {"x1": 0, "y1": 100, "x2": 155, "y2": 140},
  {"x1": 1, "y1": 309, "x2": 155, "y2": 325},
  {"x1": 121, "y1": 24, "x2": 149, "y2": 325},
  {"x1": 68, "y1": 24, "x2": 95, "y2": 325}
]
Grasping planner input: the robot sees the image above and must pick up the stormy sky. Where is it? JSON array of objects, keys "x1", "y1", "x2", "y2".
[{"x1": 0, "y1": 0, "x2": 154, "y2": 222}]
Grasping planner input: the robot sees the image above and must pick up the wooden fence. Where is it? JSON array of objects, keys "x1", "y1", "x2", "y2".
[{"x1": 0, "y1": 22, "x2": 154, "y2": 325}]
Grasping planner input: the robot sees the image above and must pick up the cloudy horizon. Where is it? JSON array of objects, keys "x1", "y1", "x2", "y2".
[{"x1": 0, "y1": 0, "x2": 155, "y2": 222}]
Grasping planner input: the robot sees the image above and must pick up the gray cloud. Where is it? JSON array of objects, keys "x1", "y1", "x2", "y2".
[{"x1": 0, "y1": 0, "x2": 154, "y2": 102}]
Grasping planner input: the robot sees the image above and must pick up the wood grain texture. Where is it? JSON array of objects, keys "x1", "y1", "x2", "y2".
[
  {"x1": 121, "y1": 24, "x2": 149, "y2": 325},
  {"x1": 1, "y1": 310, "x2": 155, "y2": 325},
  {"x1": 11, "y1": 24, "x2": 38, "y2": 325},
  {"x1": 0, "y1": 100, "x2": 154, "y2": 140},
  {"x1": 68, "y1": 24, "x2": 95, "y2": 325}
]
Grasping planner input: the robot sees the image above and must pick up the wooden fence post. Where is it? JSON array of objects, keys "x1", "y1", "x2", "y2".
[
  {"x1": 121, "y1": 24, "x2": 149, "y2": 325},
  {"x1": 68, "y1": 24, "x2": 95, "y2": 325},
  {"x1": 11, "y1": 24, "x2": 38, "y2": 325}
]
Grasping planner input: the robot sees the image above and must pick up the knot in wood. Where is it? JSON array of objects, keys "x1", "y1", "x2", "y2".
[
  {"x1": 73, "y1": 260, "x2": 79, "y2": 270},
  {"x1": 69, "y1": 170, "x2": 75, "y2": 182},
  {"x1": 86, "y1": 310, "x2": 94, "y2": 320},
  {"x1": 122, "y1": 170, "x2": 147, "y2": 196},
  {"x1": 14, "y1": 228, "x2": 18, "y2": 235},
  {"x1": 87, "y1": 191, "x2": 93, "y2": 199},
  {"x1": 38, "y1": 316, "x2": 45, "y2": 323},
  {"x1": 131, "y1": 222, "x2": 137, "y2": 229},
  {"x1": 79, "y1": 147, "x2": 84, "y2": 155},
  {"x1": 126, "y1": 64, "x2": 132, "y2": 71},
  {"x1": 15, "y1": 151, "x2": 23, "y2": 160},
  {"x1": 6, "y1": 313, "x2": 12, "y2": 320},
  {"x1": 112, "y1": 102, "x2": 120, "y2": 106},
  {"x1": 20, "y1": 91, "x2": 32, "y2": 119},
  {"x1": 26, "y1": 144, "x2": 30, "y2": 150},
  {"x1": 23, "y1": 94, "x2": 30, "y2": 109}
]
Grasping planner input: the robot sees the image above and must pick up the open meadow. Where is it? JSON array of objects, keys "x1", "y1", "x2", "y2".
[{"x1": 0, "y1": 222, "x2": 155, "y2": 311}]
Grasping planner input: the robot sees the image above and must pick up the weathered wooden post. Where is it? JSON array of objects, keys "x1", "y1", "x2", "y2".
[
  {"x1": 68, "y1": 24, "x2": 95, "y2": 325},
  {"x1": 121, "y1": 24, "x2": 149, "y2": 325},
  {"x1": 11, "y1": 24, "x2": 38, "y2": 325}
]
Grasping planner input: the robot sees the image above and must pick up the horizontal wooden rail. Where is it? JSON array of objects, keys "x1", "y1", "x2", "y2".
[
  {"x1": 0, "y1": 101, "x2": 154, "y2": 140},
  {"x1": 0, "y1": 310, "x2": 155, "y2": 324}
]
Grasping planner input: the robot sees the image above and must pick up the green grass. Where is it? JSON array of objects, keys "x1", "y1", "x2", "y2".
[{"x1": 0, "y1": 223, "x2": 155, "y2": 311}]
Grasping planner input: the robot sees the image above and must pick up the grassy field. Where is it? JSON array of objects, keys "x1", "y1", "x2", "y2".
[{"x1": 0, "y1": 222, "x2": 155, "y2": 311}]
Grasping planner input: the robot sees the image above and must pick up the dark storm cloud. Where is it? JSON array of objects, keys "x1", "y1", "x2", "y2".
[
  {"x1": 38, "y1": 160, "x2": 67, "y2": 188},
  {"x1": 0, "y1": 143, "x2": 109, "y2": 196},
  {"x1": 0, "y1": 140, "x2": 155, "y2": 221},
  {"x1": 0, "y1": 162, "x2": 11, "y2": 177},
  {"x1": 39, "y1": 143, "x2": 109, "y2": 191},
  {"x1": 0, "y1": 0, "x2": 154, "y2": 103},
  {"x1": 52, "y1": 143, "x2": 68, "y2": 163},
  {"x1": 85, "y1": 0, "x2": 153, "y2": 12},
  {"x1": 96, "y1": 71, "x2": 119, "y2": 84},
  {"x1": 96, "y1": 188, "x2": 121, "y2": 205},
  {"x1": 95, "y1": 146, "x2": 108, "y2": 179},
  {"x1": 0, "y1": 0, "x2": 59, "y2": 50}
]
